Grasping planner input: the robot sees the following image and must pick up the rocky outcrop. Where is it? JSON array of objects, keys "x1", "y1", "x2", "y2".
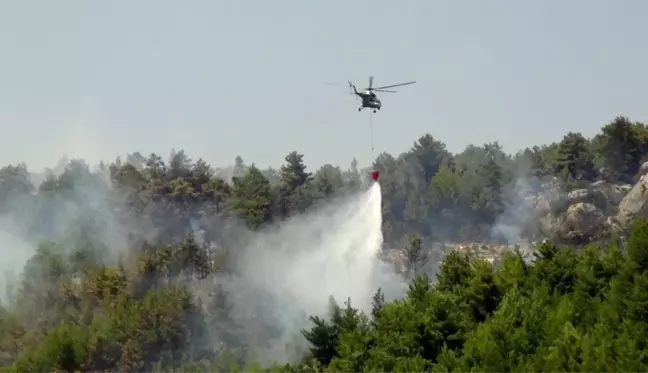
[
  {"x1": 635, "y1": 161, "x2": 648, "y2": 181},
  {"x1": 511, "y1": 178, "x2": 632, "y2": 245},
  {"x1": 384, "y1": 165, "x2": 648, "y2": 267},
  {"x1": 616, "y1": 173, "x2": 648, "y2": 231},
  {"x1": 559, "y1": 202, "x2": 608, "y2": 242},
  {"x1": 382, "y1": 241, "x2": 540, "y2": 273}
]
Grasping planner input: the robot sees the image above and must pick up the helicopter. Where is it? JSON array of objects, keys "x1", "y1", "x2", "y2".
[{"x1": 348, "y1": 76, "x2": 416, "y2": 113}]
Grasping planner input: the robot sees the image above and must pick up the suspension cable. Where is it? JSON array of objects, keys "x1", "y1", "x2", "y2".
[{"x1": 369, "y1": 112, "x2": 375, "y2": 153}]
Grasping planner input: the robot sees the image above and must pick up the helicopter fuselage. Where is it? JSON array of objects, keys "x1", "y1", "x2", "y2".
[
  {"x1": 347, "y1": 76, "x2": 415, "y2": 113},
  {"x1": 355, "y1": 92, "x2": 381, "y2": 111}
]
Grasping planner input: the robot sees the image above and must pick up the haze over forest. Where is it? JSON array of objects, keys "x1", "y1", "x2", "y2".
[
  {"x1": 1, "y1": 114, "x2": 648, "y2": 371},
  {"x1": 3, "y1": 1, "x2": 648, "y2": 371}
]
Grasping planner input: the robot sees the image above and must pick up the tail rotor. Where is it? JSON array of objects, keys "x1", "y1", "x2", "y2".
[{"x1": 348, "y1": 81, "x2": 361, "y2": 109}]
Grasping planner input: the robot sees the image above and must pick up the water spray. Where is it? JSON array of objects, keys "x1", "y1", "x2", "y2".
[{"x1": 224, "y1": 181, "x2": 399, "y2": 364}]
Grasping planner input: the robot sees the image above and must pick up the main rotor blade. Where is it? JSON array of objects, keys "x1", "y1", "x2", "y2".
[
  {"x1": 373, "y1": 81, "x2": 416, "y2": 90},
  {"x1": 369, "y1": 76, "x2": 374, "y2": 89},
  {"x1": 373, "y1": 89, "x2": 397, "y2": 93}
]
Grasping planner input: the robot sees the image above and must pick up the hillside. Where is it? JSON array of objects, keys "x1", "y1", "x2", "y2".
[{"x1": 1, "y1": 115, "x2": 648, "y2": 371}]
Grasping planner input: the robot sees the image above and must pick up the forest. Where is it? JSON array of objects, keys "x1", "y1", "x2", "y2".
[{"x1": 1, "y1": 115, "x2": 648, "y2": 371}]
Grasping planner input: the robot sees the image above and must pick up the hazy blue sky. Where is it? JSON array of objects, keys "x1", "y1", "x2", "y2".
[{"x1": 1, "y1": 1, "x2": 646, "y2": 172}]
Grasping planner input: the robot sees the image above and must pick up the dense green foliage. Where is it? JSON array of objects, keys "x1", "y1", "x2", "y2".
[
  {"x1": 1, "y1": 115, "x2": 648, "y2": 371},
  {"x1": 294, "y1": 218, "x2": 648, "y2": 372}
]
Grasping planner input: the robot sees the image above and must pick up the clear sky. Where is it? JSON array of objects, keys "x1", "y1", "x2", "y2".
[{"x1": 1, "y1": 0, "x2": 646, "y2": 172}]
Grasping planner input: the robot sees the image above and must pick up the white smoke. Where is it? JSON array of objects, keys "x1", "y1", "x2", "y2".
[
  {"x1": 213, "y1": 183, "x2": 403, "y2": 364},
  {"x1": 0, "y1": 222, "x2": 34, "y2": 305},
  {"x1": 255, "y1": 183, "x2": 385, "y2": 312}
]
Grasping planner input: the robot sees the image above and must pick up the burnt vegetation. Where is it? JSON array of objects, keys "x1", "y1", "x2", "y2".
[{"x1": 2, "y1": 116, "x2": 648, "y2": 371}]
